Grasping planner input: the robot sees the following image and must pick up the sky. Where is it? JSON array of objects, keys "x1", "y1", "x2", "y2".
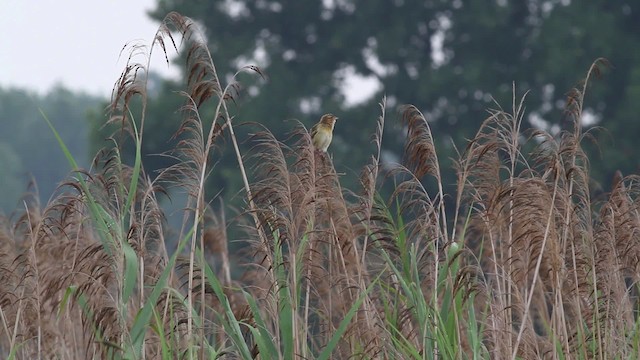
[
  {"x1": 0, "y1": 0, "x2": 380, "y2": 104},
  {"x1": 0, "y1": 0, "x2": 178, "y2": 98}
]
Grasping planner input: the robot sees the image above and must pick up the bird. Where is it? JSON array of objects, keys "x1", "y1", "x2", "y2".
[{"x1": 311, "y1": 113, "x2": 338, "y2": 152}]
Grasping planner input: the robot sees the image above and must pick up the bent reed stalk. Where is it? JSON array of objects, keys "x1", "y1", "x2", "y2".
[{"x1": 0, "y1": 13, "x2": 635, "y2": 360}]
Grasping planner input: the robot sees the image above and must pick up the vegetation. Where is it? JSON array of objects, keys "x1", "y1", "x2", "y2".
[
  {"x1": 2, "y1": 11, "x2": 640, "y2": 360},
  {"x1": 0, "y1": 86, "x2": 101, "y2": 212},
  {"x1": 143, "y1": 0, "x2": 640, "y2": 201}
]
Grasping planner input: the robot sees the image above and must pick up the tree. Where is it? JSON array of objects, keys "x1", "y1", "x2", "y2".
[
  {"x1": 0, "y1": 86, "x2": 101, "y2": 212},
  {"x1": 137, "y1": 0, "x2": 640, "y2": 200},
  {"x1": 0, "y1": 143, "x2": 24, "y2": 212}
]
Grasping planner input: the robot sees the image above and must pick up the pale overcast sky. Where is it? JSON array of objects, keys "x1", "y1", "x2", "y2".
[
  {"x1": 0, "y1": 0, "x2": 177, "y2": 97},
  {"x1": 0, "y1": 0, "x2": 379, "y2": 104}
]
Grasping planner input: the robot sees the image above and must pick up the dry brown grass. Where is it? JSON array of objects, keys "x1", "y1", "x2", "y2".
[{"x1": 0, "y1": 12, "x2": 637, "y2": 360}]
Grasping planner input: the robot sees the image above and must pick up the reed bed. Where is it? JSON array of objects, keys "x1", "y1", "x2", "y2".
[{"x1": 0, "y1": 12, "x2": 637, "y2": 360}]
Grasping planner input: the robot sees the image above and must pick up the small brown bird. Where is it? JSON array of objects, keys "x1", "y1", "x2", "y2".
[{"x1": 311, "y1": 113, "x2": 338, "y2": 152}]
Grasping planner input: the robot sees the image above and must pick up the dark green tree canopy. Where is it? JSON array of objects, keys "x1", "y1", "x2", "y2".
[{"x1": 144, "y1": 0, "x2": 640, "y2": 194}]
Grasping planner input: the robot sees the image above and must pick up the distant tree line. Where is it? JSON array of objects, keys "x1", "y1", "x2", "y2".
[
  {"x1": 129, "y1": 0, "x2": 640, "y2": 203},
  {"x1": 0, "y1": 86, "x2": 101, "y2": 213},
  {"x1": 6, "y1": 1, "x2": 640, "y2": 215}
]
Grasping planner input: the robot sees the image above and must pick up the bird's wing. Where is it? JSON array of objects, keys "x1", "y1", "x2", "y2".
[{"x1": 310, "y1": 123, "x2": 319, "y2": 137}]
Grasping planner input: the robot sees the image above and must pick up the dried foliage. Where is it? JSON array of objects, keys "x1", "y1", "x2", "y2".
[{"x1": 0, "y1": 13, "x2": 635, "y2": 360}]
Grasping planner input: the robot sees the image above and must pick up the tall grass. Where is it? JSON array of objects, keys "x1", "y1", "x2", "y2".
[{"x1": 0, "y1": 12, "x2": 638, "y2": 359}]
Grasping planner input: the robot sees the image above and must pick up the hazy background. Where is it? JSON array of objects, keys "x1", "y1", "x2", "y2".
[
  {"x1": 0, "y1": 0, "x2": 174, "y2": 213},
  {"x1": 0, "y1": 0, "x2": 177, "y2": 96},
  {"x1": 1, "y1": 0, "x2": 639, "y2": 216}
]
